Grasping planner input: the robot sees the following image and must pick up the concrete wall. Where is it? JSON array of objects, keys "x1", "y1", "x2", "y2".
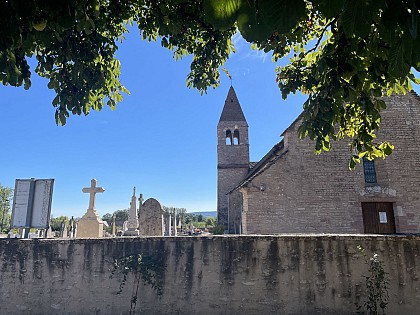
[
  {"x1": 241, "y1": 93, "x2": 420, "y2": 234},
  {"x1": 0, "y1": 235, "x2": 419, "y2": 315}
]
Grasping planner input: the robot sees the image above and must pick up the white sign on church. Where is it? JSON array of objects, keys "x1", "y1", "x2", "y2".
[{"x1": 11, "y1": 179, "x2": 54, "y2": 228}]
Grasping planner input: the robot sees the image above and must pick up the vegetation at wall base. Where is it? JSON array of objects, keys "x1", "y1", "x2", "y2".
[
  {"x1": 356, "y1": 245, "x2": 390, "y2": 315},
  {"x1": 110, "y1": 253, "x2": 166, "y2": 314}
]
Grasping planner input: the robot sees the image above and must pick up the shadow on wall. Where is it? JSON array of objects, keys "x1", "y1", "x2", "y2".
[{"x1": 0, "y1": 235, "x2": 418, "y2": 315}]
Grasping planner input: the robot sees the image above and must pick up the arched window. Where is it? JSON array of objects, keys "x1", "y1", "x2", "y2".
[
  {"x1": 225, "y1": 130, "x2": 232, "y2": 145},
  {"x1": 233, "y1": 129, "x2": 240, "y2": 145}
]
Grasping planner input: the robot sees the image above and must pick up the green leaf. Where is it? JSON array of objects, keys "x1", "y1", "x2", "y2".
[
  {"x1": 222, "y1": 67, "x2": 232, "y2": 80},
  {"x1": 412, "y1": 37, "x2": 420, "y2": 71},
  {"x1": 238, "y1": 0, "x2": 306, "y2": 42},
  {"x1": 388, "y1": 39, "x2": 410, "y2": 77},
  {"x1": 23, "y1": 79, "x2": 31, "y2": 90},
  {"x1": 349, "y1": 156, "x2": 357, "y2": 170},
  {"x1": 203, "y1": 0, "x2": 239, "y2": 31},
  {"x1": 33, "y1": 20, "x2": 47, "y2": 32},
  {"x1": 342, "y1": 1, "x2": 373, "y2": 38},
  {"x1": 312, "y1": 0, "x2": 344, "y2": 19},
  {"x1": 408, "y1": 5, "x2": 419, "y2": 39}
]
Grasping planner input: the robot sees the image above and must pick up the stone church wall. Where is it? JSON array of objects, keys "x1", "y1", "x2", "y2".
[
  {"x1": 242, "y1": 93, "x2": 420, "y2": 234},
  {"x1": 0, "y1": 235, "x2": 418, "y2": 315}
]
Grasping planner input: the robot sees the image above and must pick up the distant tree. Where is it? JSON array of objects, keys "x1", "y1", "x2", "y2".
[
  {"x1": 50, "y1": 216, "x2": 69, "y2": 231},
  {"x1": 163, "y1": 206, "x2": 188, "y2": 228},
  {"x1": 114, "y1": 209, "x2": 128, "y2": 223},
  {"x1": 205, "y1": 217, "x2": 216, "y2": 227},
  {"x1": 177, "y1": 208, "x2": 187, "y2": 228},
  {"x1": 0, "y1": 183, "x2": 13, "y2": 233},
  {"x1": 185, "y1": 213, "x2": 194, "y2": 227},
  {"x1": 102, "y1": 213, "x2": 113, "y2": 225},
  {"x1": 197, "y1": 214, "x2": 204, "y2": 222},
  {"x1": 211, "y1": 225, "x2": 225, "y2": 235},
  {"x1": 162, "y1": 206, "x2": 173, "y2": 217}
]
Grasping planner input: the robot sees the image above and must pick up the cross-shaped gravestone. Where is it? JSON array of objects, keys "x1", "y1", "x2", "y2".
[
  {"x1": 138, "y1": 193, "x2": 144, "y2": 207},
  {"x1": 82, "y1": 179, "x2": 105, "y2": 210}
]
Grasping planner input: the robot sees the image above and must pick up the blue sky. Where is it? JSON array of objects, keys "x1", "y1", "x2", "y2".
[{"x1": 1, "y1": 30, "x2": 417, "y2": 219}]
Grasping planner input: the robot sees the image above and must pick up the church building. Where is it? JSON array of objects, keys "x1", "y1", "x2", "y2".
[{"x1": 217, "y1": 87, "x2": 420, "y2": 234}]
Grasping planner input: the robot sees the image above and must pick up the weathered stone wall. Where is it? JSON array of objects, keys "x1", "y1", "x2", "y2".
[
  {"x1": 242, "y1": 93, "x2": 420, "y2": 234},
  {"x1": 0, "y1": 235, "x2": 419, "y2": 315}
]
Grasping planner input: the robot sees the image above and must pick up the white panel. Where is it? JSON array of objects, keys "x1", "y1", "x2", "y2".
[
  {"x1": 379, "y1": 212, "x2": 388, "y2": 224},
  {"x1": 11, "y1": 180, "x2": 31, "y2": 227},
  {"x1": 31, "y1": 179, "x2": 54, "y2": 228}
]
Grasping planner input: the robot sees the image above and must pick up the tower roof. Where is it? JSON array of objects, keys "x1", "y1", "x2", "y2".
[{"x1": 219, "y1": 86, "x2": 247, "y2": 122}]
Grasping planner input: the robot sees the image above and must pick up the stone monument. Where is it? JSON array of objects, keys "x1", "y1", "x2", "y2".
[
  {"x1": 139, "y1": 198, "x2": 164, "y2": 236},
  {"x1": 68, "y1": 216, "x2": 76, "y2": 238},
  {"x1": 123, "y1": 187, "x2": 140, "y2": 236},
  {"x1": 111, "y1": 214, "x2": 116, "y2": 236},
  {"x1": 60, "y1": 219, "x2": 68, "y2": 238},
  {"x1": 76, "y1": 179, "x2": 105, "y2": 238}
]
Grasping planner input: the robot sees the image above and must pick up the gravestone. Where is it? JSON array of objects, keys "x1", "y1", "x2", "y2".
[
  {"x1": 60, "y1": 219, "x2": 68, "y2": 238},
  {"x1": 111, "y1": 214, "x2": 116, "y2": 236},
  {"x1": 46, "y1": 225, "x2": 54, "y2": 238},
  {"x1": 124, "y1": 187, "x2": 139, "y2": 236},
  {"x1": 172, "y1": 208, "x2": 177, "y2": 236},
  {"x1": 164, "y1": 212, "x2": 171, "y2": 236},
  {"x1": 139, "y1": 198, "x2": 164, "y2": 236},
  {"x1": 77, "y1": 179, "x2": 105, "y2": 238},
  {"x1": 68, "y1": 216, "x2": 76, "y2": 238}
]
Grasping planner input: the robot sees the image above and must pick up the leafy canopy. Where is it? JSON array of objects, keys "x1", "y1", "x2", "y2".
[
  {"x1": 0, "y1": 183, "x2": 13, "y2": 233},
  {"x1": 1, "y1": 0, "x2": 419, "y2": 167}
]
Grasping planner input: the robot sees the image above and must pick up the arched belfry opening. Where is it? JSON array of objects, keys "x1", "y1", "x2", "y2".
[
  {"x1": 233, "y1": 129, "x2": 240, "y2": 145},
  {"x1": 217, "y1": 86, "x2": 250, "y2": 233},
  {"x1": 226, "y1": 130, "x2": 232, "y2": 145}
]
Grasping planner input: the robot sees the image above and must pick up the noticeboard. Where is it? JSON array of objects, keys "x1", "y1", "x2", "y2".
[{"x1": 11, "y1": 179, "x2": 54, "y2": 229}]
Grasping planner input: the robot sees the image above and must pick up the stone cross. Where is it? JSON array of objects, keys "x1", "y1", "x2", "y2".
[
  {"x1": 138, "y1": 193, "x2": 144, "y2": 206},
  {"x1": 82, "y1": 179, "x2": 105, "y2": 210},
  {"x1": 138, "y1": 193, "x2": 144, "y2": 220}
]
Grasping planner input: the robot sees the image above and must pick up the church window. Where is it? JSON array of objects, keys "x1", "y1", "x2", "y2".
[
  {"x1": 363, "y1": 157, "x2": 377, "y2": 184},
  {"x1": 233, "y1": 129, "x2": 240, "y2": 145},
  {"x1": 225, "y1": 130, "x2": 232, "y2": 145}
]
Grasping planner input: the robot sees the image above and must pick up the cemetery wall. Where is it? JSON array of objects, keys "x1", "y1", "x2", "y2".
[{"x1": 0, "y1": 235, "x2": 419, "y2": 315}]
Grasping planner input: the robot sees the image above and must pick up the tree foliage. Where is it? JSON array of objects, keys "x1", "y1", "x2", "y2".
[
  {"x1": 0, "y1": 183, "x2": 13, "y2": 233},
  {"x1": 1, "y1": 0, "x2": 419, "y2": 166},
  {"x1": 50, "y1": 215, "x2": 69, "y2": 231},
  {"x1": 102, "y1": 212, "x2": 113, "y2": 225},
  {"x1": 163, "y1": 206, "x2": 187, "y2": 227}
]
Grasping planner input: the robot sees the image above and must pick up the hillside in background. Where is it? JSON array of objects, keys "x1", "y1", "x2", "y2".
[{"x1": 190, "y1": 211, "x2": 216, "y2": 218}]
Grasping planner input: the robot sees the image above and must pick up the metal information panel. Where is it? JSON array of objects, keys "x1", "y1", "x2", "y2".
[{"x1": 11, "y1": 179, "x2": 54, "y2": 229}]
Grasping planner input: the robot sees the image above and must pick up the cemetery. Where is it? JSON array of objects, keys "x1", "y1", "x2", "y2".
[
  {"x1": 2, "y1": 2, "x2": 420, "y2": 314},
  {"x1": 0, "y1": 177, "x2": 418, "y2": 314}
]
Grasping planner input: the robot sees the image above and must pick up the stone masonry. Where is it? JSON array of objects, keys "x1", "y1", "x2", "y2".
[
  {"x1": 217, "y1": 86, "x2": 250, "y2": 233},
  {"x1": 238, "y1": 92, "x2": 420, "y2": 234}
]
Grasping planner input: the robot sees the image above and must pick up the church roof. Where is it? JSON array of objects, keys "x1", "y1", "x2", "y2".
[
  {"x1": 219, "y1": 86, "x2": 247, "y2": 122},
  {"x1": 249, "y1": 161, "x2": 258, "y2": 170},
  {"x1": 229, "y1": 90, "x2": 420, "y2": 194},
  {"x1": 228, "y1": 140, "x2": 288, "y2": 194}
]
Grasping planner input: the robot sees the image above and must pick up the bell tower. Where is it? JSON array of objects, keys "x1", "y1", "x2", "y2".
[{"x1": 217, "y1": 86, "x2": 249, "y2": 232}]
